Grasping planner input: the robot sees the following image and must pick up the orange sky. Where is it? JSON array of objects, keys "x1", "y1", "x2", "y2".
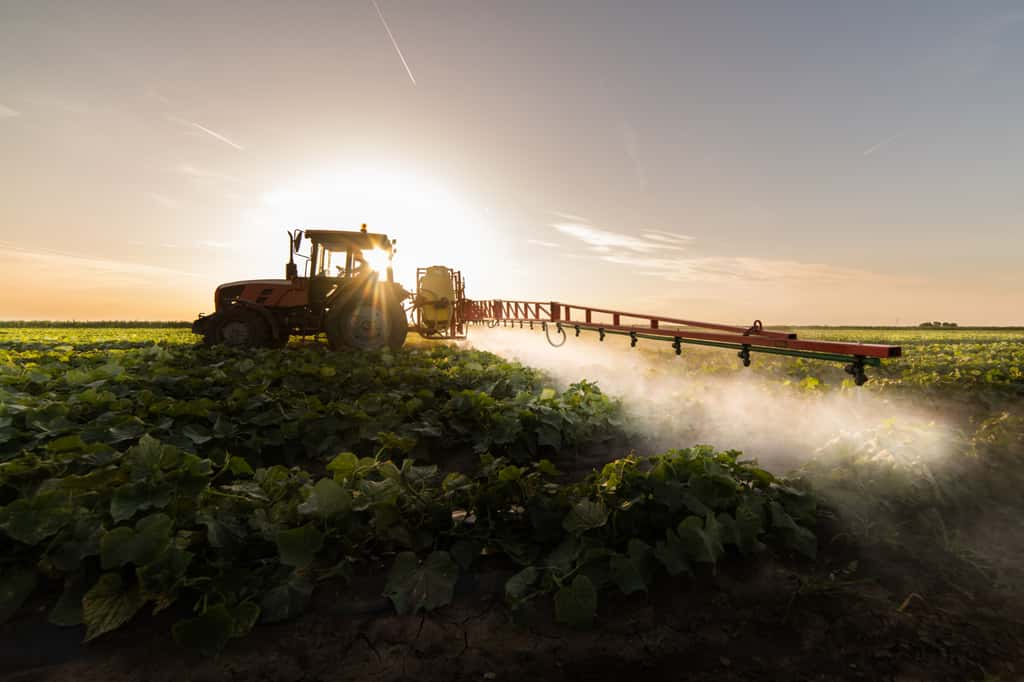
[{"x1": 2, "y1": 2, "x2": 1022, "y2": 324}]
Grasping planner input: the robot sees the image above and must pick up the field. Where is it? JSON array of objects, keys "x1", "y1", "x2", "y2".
[{"x1": 1, "y1": 325, "x2": 1023, "y2": 681}]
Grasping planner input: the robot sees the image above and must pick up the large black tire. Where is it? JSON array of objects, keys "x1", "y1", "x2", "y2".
[
  {"x1": 209, "y1": 308, "x2": 272, "y2": 348},
  {"x1": 388, "y1": 299, "x2": 408, "y2": 350},
  {"x1": 326, "y1": 297, "x2": 407, "y2": 351}
]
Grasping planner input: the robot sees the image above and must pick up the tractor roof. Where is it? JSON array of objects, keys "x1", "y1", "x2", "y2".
[{"x1": 304, "y1": 229, "x2": 392, "y2": 252}]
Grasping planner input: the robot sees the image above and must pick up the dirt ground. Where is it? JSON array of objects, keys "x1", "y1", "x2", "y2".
[{"x1": 4, "y1": 523, "x2": 1023, "y2": 682}]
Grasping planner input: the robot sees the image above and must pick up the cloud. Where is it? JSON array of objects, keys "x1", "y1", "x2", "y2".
[
  {"x1": 0, "y1": 243, "x2": 202, "y2": 281},
  {"x1": 527, "y1": 239, "x2": 561, "y2": 248},
  {"x1": 553, "y1": 211, "x2": 590, "y2": 223},
  {"x1": 552, "y1": 222, "x2": 912, "y2": 287},
  {"x1": 0, "y1": 104, "x2": 19, "y2": 119},
  {"x1": 553, "y1": 223, "x2": 688, "y2": 254},
  {"x1": 641, "y1": 231, "x2": 694, "y2": 245},
  {"x1": 168, "y1": 116, "x2": 244, "y2": 150},
  {"x1": 189, "y1": 121, "x2": 244, "y2": 150},
  {"x1": 863, "y1": 133, "x2": 902, "y2": 157}
]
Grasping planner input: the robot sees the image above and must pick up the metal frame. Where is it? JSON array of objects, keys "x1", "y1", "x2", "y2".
[{"x1": 459, "y1": 299, "x2": 902, "y2": 385}]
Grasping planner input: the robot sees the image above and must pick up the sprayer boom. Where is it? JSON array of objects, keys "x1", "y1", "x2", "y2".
[{"x1": 453, "y1": 299, "x2": 900, "y2": 386}]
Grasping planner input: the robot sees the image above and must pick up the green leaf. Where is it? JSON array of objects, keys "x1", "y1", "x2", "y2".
[
  {"x1": 653, "y1": 530, "x2": 690, "y2": 576},
  {"x1": 0, "y1": 565, "x2": 36, "y2": 623},
  {"x1": 47, "y1": 434, "x2": 86, "y2": 453},
  {"x1": 227, "y1": 456, "x2": 254, "y2": 476},
  {"x1": 770, "y1": 502, "x2": 817, "y2": 559},
  {"x1": 110, "y1": 482, "x2": 170, "y2": 523},
  {"x1": 276, "y1": 525, "x2": 324, "y2": 568},
  {"x1": 675, "y1": 514, "x2": 725, "y2": 564},
  {"x1": 535, "y1": 459, "x2": 560, "y2": 477},
  {"x1": 0, "y1": 492, "x2": 75, "y2": 545},
  {"x1": 609, "y1": 551, "x2": 647, "y2": 595},
  {"x1": 326, "y1": 452, "x2": 359, "y2": 480},
  {"x1": 735, "y1": 496, "x2": 766, "y2": 555},
  {"x1": 260, "y1": 573, "x2": 313, "y2": 623},
  {"x1": 505, "y1": 566, "x2": 540, "y2": 604},
  {"x1": 384, "y1": 550, "x2": 459, "y2": 615},
  {"x1": 562, "y1": 499, "x2": 608, "y2": 534},
  {"x1": 50, "y1": 517, "x2": 103, "y2": 571},
  {"x1": 498, "y1": 465, "x2": 522, "y2": 482},
  {"x1": 181, "y1": 423, "x2": 213, "y2": 445},
  {"x1": 137, "y1": 545, "x2": 193, "y2": 598},
  {"x1": 298, "y1": 478, "x2": 352, "y2": 517},
  {"x1": 554, "y1": 575, "x2": 597, "y2": 628},
  {"x1": 82, "y1": 573, "x2": 145, "y2": 641},
  {"x1": 229, "y1": 601, "x2": 261, "y2": 638},
  {"x1": 100, "y1": 513, "x2": 173, "y2": 569},
  {"x1": 172, "y1": 604, "x2": 235, "y2": 655}
]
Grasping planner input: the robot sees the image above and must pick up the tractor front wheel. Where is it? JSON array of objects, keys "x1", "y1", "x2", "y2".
[{"x1": 209, "y1": 308, "x2": 272, "y2": 348}]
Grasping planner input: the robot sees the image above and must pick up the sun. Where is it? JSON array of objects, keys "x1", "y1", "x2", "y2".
[{"x1": 259, "y1": 167, "x2": 500, "y2": 291}]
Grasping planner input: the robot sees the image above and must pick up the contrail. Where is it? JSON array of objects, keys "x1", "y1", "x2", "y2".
[
  {"x1": 863, "y1": 132, "x2": 901, "y2": 156},
  {"x1": 190, "y1": 121, "x2": 244, "y2": 150},
  {"x1": 371, "y1": 0, "x2": 417, "y2": 85}
]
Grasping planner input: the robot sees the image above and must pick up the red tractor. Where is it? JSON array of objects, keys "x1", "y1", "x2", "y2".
[{"x1": 193, "y1": 226, "x2": 413, "y2": 350}]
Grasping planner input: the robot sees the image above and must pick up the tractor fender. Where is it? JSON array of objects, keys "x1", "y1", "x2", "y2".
[{"x1": 233, "y1": 300, "x2": 282, "y2": 340}]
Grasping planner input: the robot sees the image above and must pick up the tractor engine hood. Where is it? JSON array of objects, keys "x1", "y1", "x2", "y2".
[{"x1": 214, "y1": 279, "x2": 292, "y2": 310}]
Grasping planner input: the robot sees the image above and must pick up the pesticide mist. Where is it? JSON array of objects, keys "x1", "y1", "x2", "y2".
[{"x1": 466, "y1": 326, "x2": 960, "y2": 475}]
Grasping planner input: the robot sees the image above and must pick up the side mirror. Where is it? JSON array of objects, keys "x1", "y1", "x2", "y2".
[{"x1": 292, "y1": 230, "x2": 304, "y2": 252}]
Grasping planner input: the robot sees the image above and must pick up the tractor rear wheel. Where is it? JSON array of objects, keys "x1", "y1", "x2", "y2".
[
  {"x1": 327, "y1": 298, "x2": 407, "y2": 351},
  {"x1": 210, "y1": 308, "x2": 272, "y2": 348}
]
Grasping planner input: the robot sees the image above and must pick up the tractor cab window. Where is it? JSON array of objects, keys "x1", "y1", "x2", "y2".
[{"x1": 312, "y1": 244, "x2": 371, "y2": 278}]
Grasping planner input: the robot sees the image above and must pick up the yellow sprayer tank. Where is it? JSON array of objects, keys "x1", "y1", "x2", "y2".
[{"x1": 418, "y1": 266, "x2": 455, "y2": 331}]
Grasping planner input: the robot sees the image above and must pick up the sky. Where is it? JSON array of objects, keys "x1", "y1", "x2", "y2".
[{"x1": 1, "y1": 0, "x2": 1022, "y2": 324}]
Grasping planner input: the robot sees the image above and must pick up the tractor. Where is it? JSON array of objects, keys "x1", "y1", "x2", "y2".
[
  {"x1": 192, "y1": 225, "x2": 414, "y2": 350},
  {"x1": 192, "y1": 224, "x2": 898, "y2": 384}
]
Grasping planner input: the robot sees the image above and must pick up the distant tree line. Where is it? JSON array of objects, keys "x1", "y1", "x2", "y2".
[
  {"x1": 0, "y1": 321, "x2": 191, "y2": 328},
  {"x1": 919, "y1": 321, "x2": 959, "y2": 328}
]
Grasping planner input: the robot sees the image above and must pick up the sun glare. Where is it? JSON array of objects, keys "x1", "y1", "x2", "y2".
[
  {"x1": 259, "y1": 168, "x2": 501, "y2": 291},
  {"x1": 362, "y1": 248, "x2": 391, "y2": 273}
]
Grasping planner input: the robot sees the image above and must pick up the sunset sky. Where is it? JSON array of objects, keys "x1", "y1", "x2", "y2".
[{"x1": 1, "y1": 1, "x2": 1022, "y2": 324}]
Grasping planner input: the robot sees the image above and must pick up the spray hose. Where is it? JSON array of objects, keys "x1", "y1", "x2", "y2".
[{"x1": 543, "y1": 321, "x2": 567, "y2": 347}]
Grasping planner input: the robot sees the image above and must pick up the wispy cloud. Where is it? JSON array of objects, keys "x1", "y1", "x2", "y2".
[
  {"x1": 553, "y1": 211, "x2": 590, "y2": 223},
  {"x1": 189, "y1": 121, "x2": 244, "y2": 150},
  {"x1": 553, "y1": 222, "x2": 688, "y2": 254},
  {"x1": 169, "y1": 116, "x2": 244, "y2": 150},
  {"x1": 641, "y1": 231, "x2": 694, "y2": 245},
  {"x1": 527, "y1": 239, "x2": 561, "y2": 248},
  {"x1": 863, "y1": 132, "x2": 902, "y2": 156},
  {"x1": 552, "y1": 221, "x2": 911, "y2": 287},
  {"x1": 0, "y1": 104, "x2": 19, "y2": 119},
  {"x1": 0, "y1": 242, "x2": 202, "y2": 280},
  {"x1": 370, "y1": 0, "x2": 417, "y2": 85}
]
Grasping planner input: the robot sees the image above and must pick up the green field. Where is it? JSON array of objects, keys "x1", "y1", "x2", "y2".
[{"x1": 1, "y1": 325, "x2": 1022, "y2": 680}]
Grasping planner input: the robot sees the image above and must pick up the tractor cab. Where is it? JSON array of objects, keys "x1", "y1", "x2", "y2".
[{"x1": 290, "y1": 225, "x2": 395, "y2": 283}]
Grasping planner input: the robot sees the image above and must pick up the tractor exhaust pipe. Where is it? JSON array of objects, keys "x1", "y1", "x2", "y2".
[{"x1": 286, "y1": 229, "x2": 303, "y2": 279}]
